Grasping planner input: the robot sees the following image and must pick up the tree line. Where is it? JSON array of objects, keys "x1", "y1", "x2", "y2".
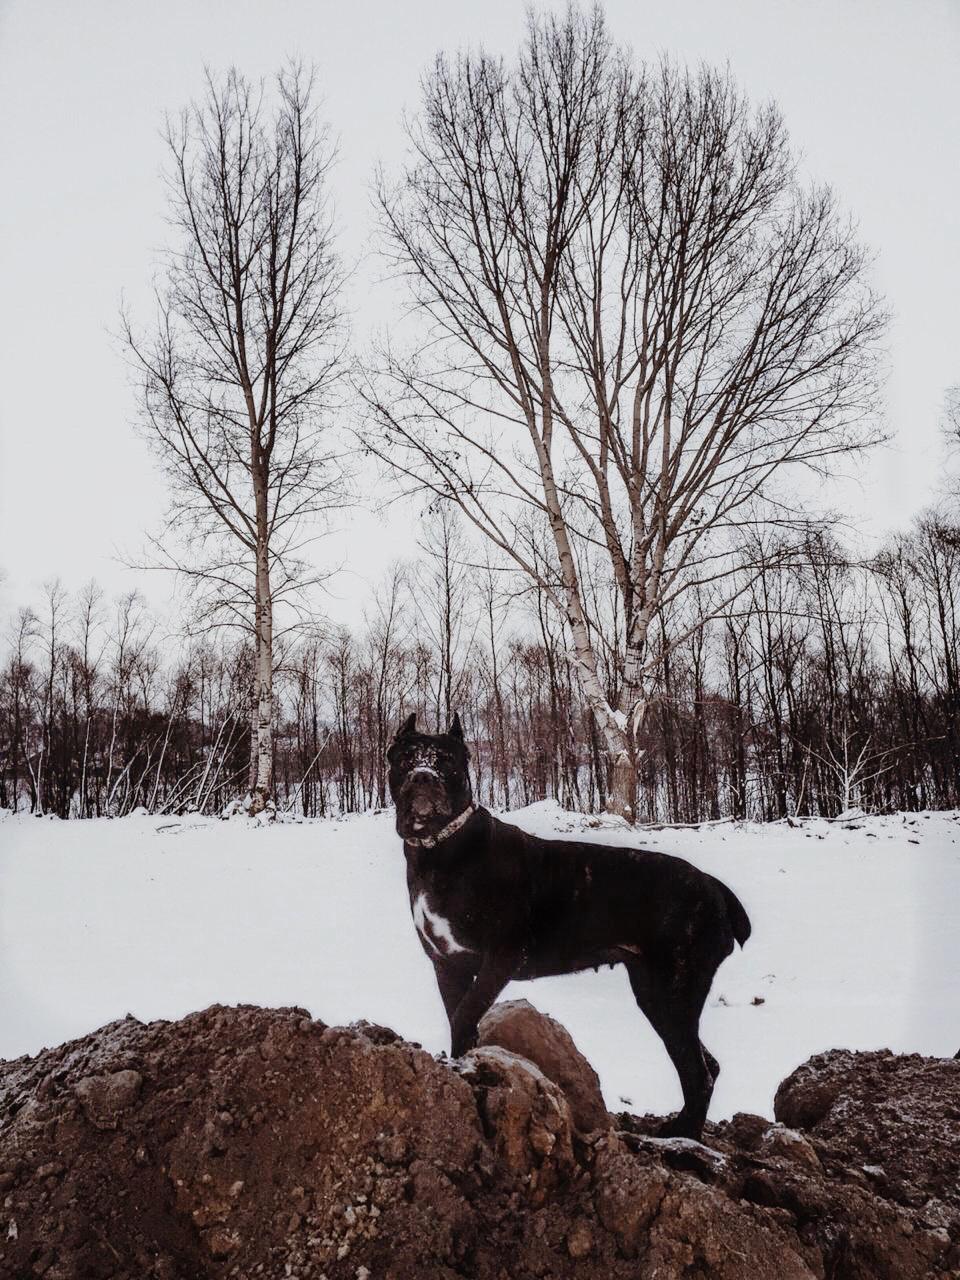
[{"x1": 2, "y1": 504, "x2": 957, "y2": 822}]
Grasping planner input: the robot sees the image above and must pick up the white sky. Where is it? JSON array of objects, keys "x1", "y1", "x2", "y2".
[{"x1": 0, "y1": 0, "x2": 958, "y2": 627}]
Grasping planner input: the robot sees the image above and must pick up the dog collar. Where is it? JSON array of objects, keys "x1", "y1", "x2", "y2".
[{"x1": 405, "y1": 803, "x2": 477, "y2": 849}]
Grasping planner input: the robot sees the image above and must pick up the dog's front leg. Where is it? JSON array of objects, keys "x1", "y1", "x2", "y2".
[
  {"x1": 449, "y1": 951, "x2": 520, "y2": 1058},
  {"x1": 434, "y1": 961, "x2": 475, "y2": 1032}
]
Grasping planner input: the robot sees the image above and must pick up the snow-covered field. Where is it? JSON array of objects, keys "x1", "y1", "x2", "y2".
[{"x1": 1, "y1": 803, "x2": 958, "y2": 1122}]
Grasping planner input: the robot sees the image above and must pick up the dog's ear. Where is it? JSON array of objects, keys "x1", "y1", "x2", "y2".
[
  {"x1": 395, "y1": 712, "x2": 417, "y2": 740},
  {"x1": 448, "y1": 712, "x2": 464, "y2": 741}
]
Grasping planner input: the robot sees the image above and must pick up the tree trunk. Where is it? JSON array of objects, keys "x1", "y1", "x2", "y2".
[
  {"x1": 608, "y1": 666, "x2": 650, "y2": 821},
  {"x1": 538, "y1": 443, "x2": 633, "y2": 817},
  {"x1": 247, "y1": 538, "x2": 274, "y2": 815},
  {"x1": 247, "y1": 690, "x2": 258, "y2": 796},
  {"x1": 607, "y1": 750, "x2": 637, "y2": 822}
]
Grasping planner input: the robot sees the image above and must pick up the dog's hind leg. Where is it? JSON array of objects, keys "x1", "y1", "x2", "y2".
[{"x1": 625, "y1": 957, "x2": 715, "y2": 1140}]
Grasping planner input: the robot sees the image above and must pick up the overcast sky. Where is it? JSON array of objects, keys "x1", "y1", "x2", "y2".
[{"x1": 0, "y1": 0, "x2": 957, "y2": 626}]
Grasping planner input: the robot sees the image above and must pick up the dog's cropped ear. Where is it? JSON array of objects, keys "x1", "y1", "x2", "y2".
[
  {"x1": 395, "y1": 712, "x2": 417, "y2": 740},
  {"x1": 448, "y1": 712, "x2": 464, "y2": 741}
]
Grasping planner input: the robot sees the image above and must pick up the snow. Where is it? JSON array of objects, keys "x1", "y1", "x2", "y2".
[{"x1": 1, "y1": 804, "x2": 958, "y2": 1122}]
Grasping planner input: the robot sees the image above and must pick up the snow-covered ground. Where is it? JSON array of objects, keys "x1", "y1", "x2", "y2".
[{"x1": 1, "y1": 803, "x2": 958, "y2": 1122}]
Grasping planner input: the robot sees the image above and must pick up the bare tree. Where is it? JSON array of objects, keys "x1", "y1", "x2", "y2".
[
  {"x1": 72, "y1": 579, "x2": 106, "y2": 817},
  {"x1": 413, "y1": 506, "x2": 477, "y2": 729},
  {"x1": 103, "y1": 591, "x2": 156, "y2": 814},
  {"x1": 363, "y1": 7, "x2": 885, "y2": 817},
  {"x1": 945, "y1": 385, "x2": 960, "y2": 447},
  {"x1": 801, "y1": 729, "x2": 900, "y2": 817},
  {"x1": 942, "y1": 384, "x2": 960, "y2": 502},
  {"x1": 364, "y1": 563, "x2": 412, "y2": 806},
  {"x1": 2, "y1": 607, "x2": 38, "y2": 812},
  {"x1": 35, "y1": 579, "x2": 69, "y2": 815},
  {"x1": 476, "y1": 552, "x2": 513, "y2": 807},
  {"x1": 125, "y1": 65, "x2": 345, "y2": 814}
]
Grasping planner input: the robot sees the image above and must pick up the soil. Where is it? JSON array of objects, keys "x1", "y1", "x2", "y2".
[{"x1": 1, "y1": 1004, "x2": 958, "y2": 1279}]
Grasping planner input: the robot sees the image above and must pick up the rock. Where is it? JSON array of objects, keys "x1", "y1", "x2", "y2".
[
  {"x1": 592, "y1": 1136, "x2": 814, "y2": 1275},
  {"x1": 591, "y1": 1140, "x2": 671, "y2": 1258},
  {"x1": 759, "y1": 1123, "x2": 821, "y2": 1171},
  {"x1": 460, "y1": 1045, "x2": 577, "y2": 1201},
  {"x1": 204, "y1": 1226, "x2": 240, "y2": 1258},
  {"x1": 0, "y1": 1007, "x2": 959, "y2": 1278},
  {"x1": 477, "y1": 998, "x2": 608, "y2": 1132},
  {"x1": 622, "y1": 1132, "x2": 727, "y2": 1179},
  {"x1": 725, "y1": 1110, "x2": 771, "y2": 1150},
  {"x1": 565, "y1": 1218, "x2": 593, "y2": 1257},
  {"x1": 74, "y1": 1068, "x2": 143, "y2": 1129},
  {"x1": 644, "y1": 1180, "x2": 818, "y2": 1279}
]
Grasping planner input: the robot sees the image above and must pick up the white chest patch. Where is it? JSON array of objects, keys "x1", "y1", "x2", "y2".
[{"x1": 412, "y1": 892, "x2": 472, "y2": 957}]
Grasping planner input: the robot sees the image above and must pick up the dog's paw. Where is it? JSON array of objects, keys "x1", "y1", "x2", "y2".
[{"x1": 658, "y1": 1113, "x2": 704, "y2": 1141}]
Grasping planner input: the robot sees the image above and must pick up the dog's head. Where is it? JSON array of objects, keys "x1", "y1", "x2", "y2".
[{"x1": 387, "y1": 712, "x2": 472, "y2": 842}]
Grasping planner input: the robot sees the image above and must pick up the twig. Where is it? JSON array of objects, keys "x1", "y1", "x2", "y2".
[{"x1": 285, "y1": 731, "x2": 334, "y2": 814}]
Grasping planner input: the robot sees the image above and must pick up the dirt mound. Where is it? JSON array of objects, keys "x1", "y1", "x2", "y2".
[
  {"x1": 775, "y1": 1048, "x2": 960, "y2": 1222},
  {"x1": 0, "y1": 1005, "x2": 958, "y2": 1279}
]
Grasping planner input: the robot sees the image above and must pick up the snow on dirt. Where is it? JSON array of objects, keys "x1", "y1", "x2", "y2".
[{"x1": 1, "y1": 803, "x2": 958, "y2": 1121}]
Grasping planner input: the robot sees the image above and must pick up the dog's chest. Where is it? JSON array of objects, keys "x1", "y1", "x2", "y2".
[{"x1": 410, "y1": 889, "x2": 475, "y2": 959}]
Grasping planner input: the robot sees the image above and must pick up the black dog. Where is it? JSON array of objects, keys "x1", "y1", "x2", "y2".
[{"x1": 388, "y1": 713, "x2": 751, "y2": 1139}]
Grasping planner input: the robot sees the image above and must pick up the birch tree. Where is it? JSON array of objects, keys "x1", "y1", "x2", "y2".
[
  {"x1": 363, "y1": 7, "x2": 885, "y2": 818},
  {"x1": 125, "y1": 66, "x2": 344, "y2": 814}
]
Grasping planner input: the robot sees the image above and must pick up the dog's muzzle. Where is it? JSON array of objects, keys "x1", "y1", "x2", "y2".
[{"x1": 396, "y1": 768, "x2": 455, "y2": 837}]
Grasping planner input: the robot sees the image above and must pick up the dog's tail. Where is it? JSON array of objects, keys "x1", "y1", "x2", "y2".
[{"x1": 720, "y1": 882, "x2": 752, "y2": 948}]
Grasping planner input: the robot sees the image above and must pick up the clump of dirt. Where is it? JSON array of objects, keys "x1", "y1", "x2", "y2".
[{"x1": 0, "y1": 1004, "x2": 958, "y2": 1279}]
